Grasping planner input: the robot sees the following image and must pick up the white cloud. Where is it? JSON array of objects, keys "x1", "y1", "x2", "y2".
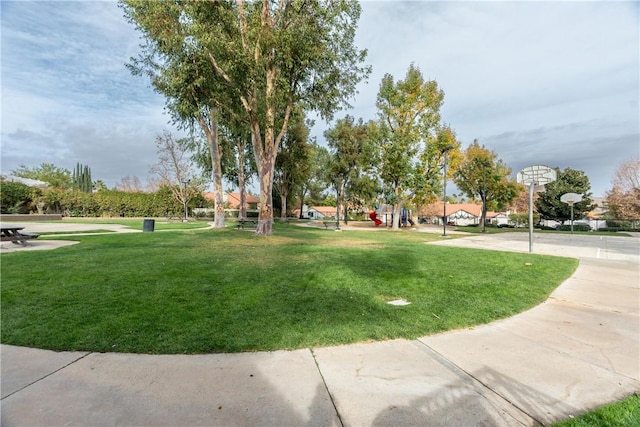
[{"x1": 1, "y1": 0, "x2": 638, "y2": 196}]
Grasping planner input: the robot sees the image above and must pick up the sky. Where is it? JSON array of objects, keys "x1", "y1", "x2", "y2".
[{"x1": 1, "y1": 1, "x2": 638, "y2": 197}]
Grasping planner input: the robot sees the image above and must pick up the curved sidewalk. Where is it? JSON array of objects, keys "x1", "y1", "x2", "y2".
[{"x1": 2, "y1": 233, "x2": 639, "y2": 426}]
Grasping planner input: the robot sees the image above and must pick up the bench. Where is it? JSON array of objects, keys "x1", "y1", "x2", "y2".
[
  {"x1": 165, "y1": 213, "x2": 184, "y2": 221},
  {"x1": 323, "y1": 221, "x2": 340, "y2": 230},
  {"x1": 1, "y1": 226, "x2": 40, "y2": 246},
  {"x1": 236, "y1": 219, "x2": 258, "y2": 230}
]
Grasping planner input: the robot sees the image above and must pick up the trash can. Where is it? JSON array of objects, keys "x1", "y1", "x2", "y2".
[{"x1": 143, "y1": 219, "x2": 155, "y2": 232}]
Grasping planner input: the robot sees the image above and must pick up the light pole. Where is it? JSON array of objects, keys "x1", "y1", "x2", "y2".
[
  {"x1": 441, "y1": 145, "x2": 454, "y2": 236},
  {"x1": 181, "y1": 179, "x2": 190, "y2": 222},
  {"x1": 480, "y1": 159, "x2": 490, "y2": 233}
]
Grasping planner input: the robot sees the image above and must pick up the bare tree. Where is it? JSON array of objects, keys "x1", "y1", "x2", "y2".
[
  {"x1": 149, "y1": 131, "x2": 203, "y2": 219},
  {"x1": 115, "y1": 176, "x2": 144, "y2": 192},
  {"x1": 607, "y1": 156, "x2": 640, "y2": 221}
]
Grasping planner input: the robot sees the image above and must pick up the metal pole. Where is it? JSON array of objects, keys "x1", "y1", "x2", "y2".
[
  {"x1": 528, "y1": 182, "x2": 534, "y2": 253},
  {"x1": 181, "y1": 179, "x2": 191, "y2": 222},
  {"x1": 570, "y1": 204, "x2": 574, "y2": 234},
  {"x1": 482, "y1": 163, "x2": 487, "y2": 233},
  {"x1": 335, "y1": 189, "x2": 340, "y2": 230},
  {"x1": 443, "y1": 151, "x2": 448, "y2": 236},
  {"x1": 183, "y1": 180, "x2": 188, "y2": 222}
]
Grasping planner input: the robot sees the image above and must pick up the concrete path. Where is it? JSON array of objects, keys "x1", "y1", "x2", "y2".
[{"x1": 1, "y1": 232, "x2": 638, "y2": 426}]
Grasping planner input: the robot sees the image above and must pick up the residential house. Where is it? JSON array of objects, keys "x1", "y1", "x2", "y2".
[
  {"x1": 202, "y1": 192, "x2": 259, "y2": 209},
  {"x1": 307, "y1": 206, "x2": 337, "y2": 220},
  {"x1": 419, "y1": 202, "x2": 508, "y2": 226},
  {"x1": 225, "y1": 192, "x2": 259, "y2": 210}
]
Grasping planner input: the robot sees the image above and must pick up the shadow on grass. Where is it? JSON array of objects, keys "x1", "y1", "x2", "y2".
[{"x1": 0, "y1": 226, "x2": 576, "y2": 354}]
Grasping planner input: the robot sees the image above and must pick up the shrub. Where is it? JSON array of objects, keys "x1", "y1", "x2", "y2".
[
  {"x1": 0, "y1": 180, "x2": 35, "y2": 213},
  {"x1": 556, "y1": 224, "x2": 592, "y2": 232}
]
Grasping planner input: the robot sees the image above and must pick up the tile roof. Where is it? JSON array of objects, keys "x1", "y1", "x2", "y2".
[
  {"x1": 309, "y1": 206, "x2": 338, "y2": 215},
  {"x1": 203, "y1": 192, "x2": 259, "y2": 209}
]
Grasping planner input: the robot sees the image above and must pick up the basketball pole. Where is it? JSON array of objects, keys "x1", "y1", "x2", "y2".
[{"x1": 529, "y1": 182, "x2": 534, "y2": 253}]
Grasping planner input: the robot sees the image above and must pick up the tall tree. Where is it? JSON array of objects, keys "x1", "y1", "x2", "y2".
[
  {"x1": 223, "y1": 124, "x2": 256, "y2": 221},
  {"x1": 453, "y1": 141, "x2": 520, "y2": 228},
  {"x1": 72, "y1": 163, "x2": 92, "y2": 193},
  {"x1": 606, "y1": 157, "x2": 640, "y2": 221},
  {"x1": 121, "y1": 0, "x2": 370, "y2": 235},
  {"x1": 298, "y1": 142, "x2": 331, "y2": 217},
  {"x1": 274, "y1": 114, "x2": 312, "y2": 220},
  {"x1": 12, "y1": 163, "x2": 72, "y2": 189},
  {"x1": 535, "y1": 167, "x2": 596, "y2": 222},
  {"x1": 122, "y1": 11, "x2": 231, "y2": 228},
  {"x1": 374, "y1": 64, "x2": 458, "y2": 230},
  {"x1": 324, "y1": 116, "x2": 376, "y2": 225}
]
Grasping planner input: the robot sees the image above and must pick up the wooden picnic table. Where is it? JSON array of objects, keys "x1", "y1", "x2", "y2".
[
  {"x1": 236, "y1": 219, "x2": 258, "y2": 230},
  {"x1": 1, "y1": 224, "x2": 39, "y2": 246}
]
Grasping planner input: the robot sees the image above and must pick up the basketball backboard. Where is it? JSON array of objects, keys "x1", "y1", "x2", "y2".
[
  {"x1": 516, "y1": 165, "x2": 556, "y2": 186},
  {"x1": 560, "y1": 192, "x2": 583, "y2": 205}
]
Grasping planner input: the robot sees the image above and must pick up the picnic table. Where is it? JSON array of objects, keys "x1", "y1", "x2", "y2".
[
  {"x1": 1, "y1": 224, "x2": 39, "y2": 246},
  {"x1": 236, "y1": 219, "x2": 258, "y2": 230}
]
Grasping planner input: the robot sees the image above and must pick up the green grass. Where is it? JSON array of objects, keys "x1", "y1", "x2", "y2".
[
  {"x1": 1, "y1": 224, "x2": 578, "y2": 354},
  {"x1": 60, "y1": 218, "x2": 210, "y2": 230},
  {"x1": 554, "y1": 394, "x2": 640, "y2": 426}
]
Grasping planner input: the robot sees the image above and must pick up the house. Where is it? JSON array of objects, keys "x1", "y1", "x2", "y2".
[
  {"x1": 225, "y1": 192, "x2": 259, "y2": 210},
  {"x1": 420, "y1": 202, "x2": 509, "y2": 226},
  {"x1": 203, "y1": 192, "x2": 259, "y2": 209},
  {"x1": 307, "y1": 206, "x2": 337, "y2": 220}
]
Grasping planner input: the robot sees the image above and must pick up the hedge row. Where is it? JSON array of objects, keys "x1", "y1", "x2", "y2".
[
  {"x1": 556, "y1": 224, "x2": 592, "y2": 232},
  {"x1": 0, "y1": 180, "x2": 208, "y2": 217}
]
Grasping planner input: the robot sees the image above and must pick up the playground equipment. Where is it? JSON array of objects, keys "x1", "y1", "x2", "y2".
[{"x1": 369, "y1": 211, "x2": 383, "y2": 226}]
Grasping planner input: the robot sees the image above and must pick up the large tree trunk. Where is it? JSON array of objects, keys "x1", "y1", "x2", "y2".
[
  {"x1": 298, "y1": 187, "x2": 307, "y2": 219},
  {"x1": 200, "y1": 109, "x2": 226, "y2": 228},
  {"x1": 237, "y1": 140, "x2": 247, "y2": 221},
  {"x1": 480, "y1": 194, "x2": 487, "y2": 229},
  {"x1": 280, "y1": 191, "x2": 288, "y2": 220},
  {"x1": 256, "y1": 158, "x2": 274, "y2": 235},
  {"x1": 391, "y1": 203, "x2": 402, "y2": 231},
  {"x1": 336, "y1": 180, "x2": 346, "y2": 228},
  {"x1": 391, "y1": 186, "x2": 402, "y2": 231}
]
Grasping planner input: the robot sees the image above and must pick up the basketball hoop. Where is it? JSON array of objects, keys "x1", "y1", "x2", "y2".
[
  {"x1": 517, "y1": 165, "x2": 557, "y2": 253},
  {"x1": 516, "y1": 165, "x2": 557, "y2": 186},
  {"x1": 561, "y1": 193, "x2": 583, "y2": 233},
  {"x1": 560, "y1": 192, "x2": 582, "y2": 206}
]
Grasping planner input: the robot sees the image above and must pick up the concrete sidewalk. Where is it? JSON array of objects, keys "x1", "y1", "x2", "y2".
[{"x1": 2, "y1": 233, "x2": 639, "y2": 426}]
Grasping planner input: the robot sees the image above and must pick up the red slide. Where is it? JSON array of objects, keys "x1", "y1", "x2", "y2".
[{"x1": 369, "y1": 211, "x2": 383, "y2": 226}]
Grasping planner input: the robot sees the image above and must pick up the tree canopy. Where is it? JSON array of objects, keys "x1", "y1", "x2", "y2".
[
  {"x1": 373, "y1": 64, "x2": 459, "y2": 230},
  {"x1": 121, "y1": 0, "x2": 370, "y2": 235},
  {"x1": 606, "y1": 156, "x2": 640, "y2": 220},
  {"x1": 324, "y1": 115, "x2": 378, "y2": 224},
  {"x1": 535, "y1": 167, "x2": 595, "y2": 222},
  {"x1": 274, "y1": 112, "x2": 313, "y2": 219},
  {"x1": 453, "y1": 141, "x2": 520, "y2": 227},
  {"x1": 12, "y1": 163, "x2": 72, "y2": 189}
]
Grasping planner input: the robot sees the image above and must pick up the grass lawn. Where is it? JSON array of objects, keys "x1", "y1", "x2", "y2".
[
  {"x1": 60, "y1": 218, "x2": 211, "y2": 231},
  {"x1": 554, "y1": 394, "x2": 640, "y2": 427},
  {"x1": 1, "y1": 223, "x2": 578, "y2": 354}
]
